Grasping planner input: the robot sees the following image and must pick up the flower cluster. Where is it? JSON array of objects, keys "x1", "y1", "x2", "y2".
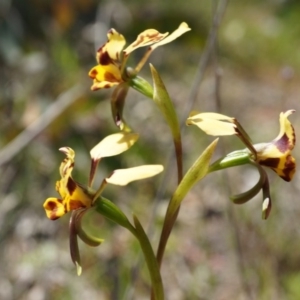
[{"x1": 43, "y1": 20, "x2": 297, "y2": 288}]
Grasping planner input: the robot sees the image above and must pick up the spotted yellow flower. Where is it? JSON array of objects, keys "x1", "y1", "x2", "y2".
[
  {"x1": 88, "y1": 22, "x2": 191, "y2": 91},
  {"x1": 43, "y1": 133, "x2": 164, "y2": 274},
  {"x1": 187, "y1": 110, "x2": 296, "y2": 219},
  {"x1": 43, "y1": 147, "x2": 93, "y2": 220}
]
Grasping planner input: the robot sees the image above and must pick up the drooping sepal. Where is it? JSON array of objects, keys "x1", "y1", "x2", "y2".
[
  {"x1": 230, "y1": 162, "x2": 267, "y2": 204},
  {"x1": 110, "y1": 83, "x2": 130, "y2": 130},
  {"x1": 69, "y1": 210, "x2": 82, "y2": 276}
]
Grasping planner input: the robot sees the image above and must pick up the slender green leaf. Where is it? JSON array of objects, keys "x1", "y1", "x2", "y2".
[
  {"x1": 150, "y1": 64, "x2": 181, "y2": 143},
  {"x1": 168, "y1": 138, "x2": 218, "y2": 217}
]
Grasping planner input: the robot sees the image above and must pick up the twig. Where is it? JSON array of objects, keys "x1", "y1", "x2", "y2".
[
  {"x1": 0, "y1": 84, "x2": 86, "y2": 167},
  {"x1": 182, "y1": 0, "x2": 229, "y2": 119}
]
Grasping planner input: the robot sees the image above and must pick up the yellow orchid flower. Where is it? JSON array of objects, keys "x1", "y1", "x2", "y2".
[
  {"x1": 43, "y1": 147, "x2": 93, "y2": 220},
  {"x1": 43, "y1": 133, "x2": 163, "y2": 274},
  {"x1": 187, "y1": 109, "x2": 296, "y2": 219},
  {"x1": 187, "y1": 110, "x2": 296, "y2": 181},
  {"x1": 88, "y1": 22, "x2": 191, "y2": 91}
]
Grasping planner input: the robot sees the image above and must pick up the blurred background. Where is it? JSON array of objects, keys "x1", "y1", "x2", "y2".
[{"x1": 1, "y1": 0, "x2": 300, "y2": 299}]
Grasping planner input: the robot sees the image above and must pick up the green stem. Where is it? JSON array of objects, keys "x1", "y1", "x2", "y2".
[
  {"x1": 133, "y1": 215, "x2": 164, "y2": 300},
  {"x1": 130, "y1": 76, "x2": 154, "y2": 99},
  {"x1": 94, "y1": 197, "x2": 164, "y2": 300},
  {"x1": 208, "y1": 149, "x2": 251, "y2": 173},
  {"x1": 156, "y1": 139, "x2": 218, "y2": 268},
  {"x1": 155, "y1": 135, "x2": 183, "y2": 269}
]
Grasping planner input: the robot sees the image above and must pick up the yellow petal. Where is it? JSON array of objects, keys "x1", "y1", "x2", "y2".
[
  {"x1": 64, "y1": 184, "x2": 93, "y2": 211},
  {"x1": 150, "y1": 22, "x2": 191, "y2": 50},
  {"x1": 123, "y1": 29, "x2": 168, "y2": 55},
  {"x1": 255, "y1": 110, "x2": 296, "y2": 181},
  {"x1": 188, "y1": 111, "x2": 235, "y2": 121},
  {"x1": 123, "y1": 22, "x2": 190, "y2": 55},
  {"x1": 54, "y1": 147, "x2": 93, "y2": 209},
  {"x1": 273, "y1": 109, "x2": 296, "y2": 152},
  {"x1": 256, "y1": 143, "x2": 296, "y2": 181},
  {"x1": 90, "y1": 132, "x2": 139, "y2": 160},
  {"x1": 88, "y1": 65, "x2": 122, "y2": 90},
  {"x1": 43, "y1": 197, "x2": 65, "y2": 220},
  {"x1": 187, "y1": 112, "x2": 237, "y2": 136},
  {"x1": 58, "y1": 147, "x2": 75, "y2": 178},
  {"x1": 96, "y1": 28, "x2": 126, "y2": 63},
  {"x1": 259, "y1": 155, "x2": 296, "y2": 181},
  {"x1": 274, "y1": 154, "x2": 296, "y2": 181},
  {"x1": 90, "y1": 80, "x2": 119, "y2": 91},
  {"x1": 56, "y1": 147, "x2": 76, "y2": 200},
  {"x1": 106, "y1": 165, "x2": 164, "y2": 186}
]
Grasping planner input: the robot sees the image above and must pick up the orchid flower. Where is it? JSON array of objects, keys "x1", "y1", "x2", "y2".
[
  {"x1": 43, "y1": 133, "x2": 163, "y2": 274},
  {"x1": 88, "y1": 23, "x2": 191, "y2": 129},
  {"x1": 88, "y1": 22, "x2": 190, "y2": 90},
  {"x1": 187, "y1": 110, "x2": 296, "y2": 219}
]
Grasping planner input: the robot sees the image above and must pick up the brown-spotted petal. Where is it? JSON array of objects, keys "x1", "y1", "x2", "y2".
[
  {"x1": 62, "y1": 179, "x2": 93, "y2": 211},
  {"x1": 123, "y1": 22, "x2": 190, "y2": 56},
  {"x1": 89, "y1": 65, "x2": 123, "y2": 90},
  {"x1": 123, "y1": 29, "x2": 168, "y2": 56},
  {"x1": 256, "y1": 143, "x2": 296, "y2": 181},
  {"x1": 150, "y1": 22, "x2": 191, "y2": 50},
  {"x1": 273, "y1": 110, "x2": 296, "y2": 152},
  {"x1": 56, "y1": 148, "x2": 76, "y2": 198},
  {"x1": 88, "y1": 29, "x2": 125, "y2": 91},
  {"x1": 43, "y1": 197, "x2": 65, "y2": 220},
  {"x1": 255, "y1": 110, "x2": 296, "y2": 181},
  {"x1": 59, "y1": 147, "x2": 75, "y2": 178},
  {"x1": 96, "y1": 28, "x2": 126, "y2": 63},
  {"x1": 54, "y1": 147, "x2": 93, "y2": 210}
]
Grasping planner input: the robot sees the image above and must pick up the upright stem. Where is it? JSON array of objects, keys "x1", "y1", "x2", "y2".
[
  {"x1": 95, "y1": 198, "x2": 164, "y2": 300},
  {"x1": 133, "y1": 215, "x2": 165, "y2": 300},
  {"x1": 156, "y1": 206, "x2": 179, "y2": 268},
  {"x1": 155, "y1": 138, "x2": 217, "y2": 268},
  {"x1": 155, "y1": 131, "x2": 183, "y2": 269},
  {"x1": 124, "y1": 223, "x2": 165, "y2": 300},
  {"x1": 174, "y1": 137, "x2": 183, "y2": 184}
]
